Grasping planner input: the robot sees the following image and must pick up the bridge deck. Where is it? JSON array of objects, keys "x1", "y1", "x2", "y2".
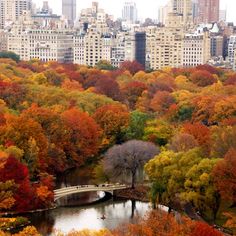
[{"x1": 54, "y1": 184, "x2": 129, "y2": 201}]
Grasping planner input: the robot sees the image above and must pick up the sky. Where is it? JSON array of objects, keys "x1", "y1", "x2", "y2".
[{"x1": 33, "y1": 0, "x2": 235, "y2": 23}]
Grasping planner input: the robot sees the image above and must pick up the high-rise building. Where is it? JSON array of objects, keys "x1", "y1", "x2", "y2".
[
  {"x1": 171, "y1": 0, "x2": 193, "y2": 24},
  {"x1": 158, "y1": 2, "x2": 172, "y2": 25},
  {"x1": 122, "y1": 2, "x2": 138, "y2": 23},
  {"x1": 146, "y1": 26, "x2": 183, "y2": 70},
  {"x1": 62, "y1": 0, "x2": 76, "y2": 26},
  {"x1": 135, "y1": 32, "x2": 146, "y2": 68},
  {"x1": 0, "y1": 0, "x2": 32, "y2": 29},
  {"x1": 197, "y1": 0, "x2": 219, "y2": 23}
]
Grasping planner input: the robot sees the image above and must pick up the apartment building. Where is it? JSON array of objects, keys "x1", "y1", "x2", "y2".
[
  {"x1": 74, "y1": 29, "x2": 112, "y2": 66},
  {"x1": 211, "y1": 35, "x2": 223, "y2": 57},
  {"x1": 0, "y1": 30, "x2": 8, "y2": 51},
  {"x1": 196, "y1": 0, "x2": 220, "y2": 23},
  {"x1": 7, "y1": 11, "x2": 74, "y2": 63},
  {"x1": 233, "y1": 50, "x2": 236, "y2": 71},
  {"x1": 228, "y1": 35, "x2": 236, "y2": 67},
  {"x1": 146, "y1": 26, "x2": 183, "y2": 70},
  {"x1": 0, "y1": 0, "x2": 32, "y2": 29},
  {"x1": 182, "y1": 31, "x2": 211, "y2": 67}
]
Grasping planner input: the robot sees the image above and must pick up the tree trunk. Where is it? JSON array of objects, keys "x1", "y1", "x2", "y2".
[{"x1": 131, "y1": 171, "x2": 136, "y2": 189}]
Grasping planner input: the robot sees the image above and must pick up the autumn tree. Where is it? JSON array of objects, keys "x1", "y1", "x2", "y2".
[
  {"x1": 112, "y1": 210, "x2": 194, "y2": 236},
  {"x1": 145, "y1": 148, "x2": 220, "y2": 220},
  {"x1": 191, "y1": 222, "x2": 223, "y2": 236},
  {"x1": 93, "y1": 104, "x2": 130, "y2": 144},
  {"x1": 169, "y1": 133, "x2": 199, "y2": 152},
  {"x1": 0, "y1": 114, "x2": 48, "y2": 177},
  {"x1": 61, "y1": 108, "x2": 101, "y2": 165},
  {"x1": 211, "y1": 125, "x2": 236, "y2": 158},
  {"x1": 0, "y1": 180, "x2": 16, "y2": 211},
  {"x1": 183, "y1": 123, "x2": 210, "y2": 153},
  {"x1": 104, "y1": 140, "x2": 159, "y2": 188},
  {"x1": 190, "y1": 70, "x2": 217, "y2": 87},
  {"x1": 213, "y1": 149, "x2": 236, "y2": 205},
  {"x1": 150, "y1": 91, "x2": 175, "y2": 114},
  {"x1": 121, "y1": 81, "x2": 147, "y2": 109},
  {"x1": 120, "y1": 61, "x2": 144, "y2": 75},
  {"x1": 224, "y1": 73, "x2": 236, "y2": 85},
  {"x1": 0, "y1": 156, "x2": 35, "y2": 212},
  {"x1": 143, "y1": 119, "x2": 173, "y2": 146},
  {"x1": 94, "y1": 77, "x2": 122, "y2": 101}
]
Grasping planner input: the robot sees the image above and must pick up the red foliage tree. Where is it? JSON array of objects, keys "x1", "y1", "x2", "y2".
[
  {"x1": 122, "y1": 81, "x2": 147, "y2": 109},
  {"x1": 190, "y1": 70, "x2": 217, "y2": 87},
  {"x1": 0, "y1": 81, "x2": 26, "y2": 109},
  {"x1": 196, "y1": 64, "x2": 221, "y2": 75},
  {"x1": 225, "y1": 73, "x2": 236, "y2": 86},
  {"x1": 213, "y1": 149, "x2": 236, "y2": 204},
  {"x1": 183, "y1": 123, "x2": 210, "y2": 147},
  {"x1": 120, "y1": 61, "x2": 144, "y2": 75},
  {"x1": 0, "y1": 156, "x2": 35, "y2": 212},
  {"x1": 95, "y1": 77, "x2": 122, "y2": 101},
  {"x1": 191, "y1": 222, "x2": 223, "y2": 236}
]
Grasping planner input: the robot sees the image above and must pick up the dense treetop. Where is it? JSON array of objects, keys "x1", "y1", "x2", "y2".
[{"x1": 0, "y1": 59, "x2": 235, "y2": 230}]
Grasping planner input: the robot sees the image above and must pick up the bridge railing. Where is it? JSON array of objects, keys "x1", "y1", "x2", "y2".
[{"x1": 54, "y1": 183, "x2": 128, "y2": 194}]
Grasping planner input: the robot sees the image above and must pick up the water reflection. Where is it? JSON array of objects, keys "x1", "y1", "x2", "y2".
[{"x1": 29, "y1": 199, "x2": 150, "y2": 235}]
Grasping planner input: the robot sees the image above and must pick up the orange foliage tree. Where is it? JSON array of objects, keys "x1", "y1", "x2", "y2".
[
  {"x1": 93, "y1": 104, "x2": 130, "y2": 144},
  {"x1": 61, "y1": 108, "x2": 102, "y2": 165}
]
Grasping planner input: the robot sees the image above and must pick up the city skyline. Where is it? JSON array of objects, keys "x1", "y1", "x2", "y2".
[{"x1": 33, "y1": 0, "x2": 234, "y2": 22}]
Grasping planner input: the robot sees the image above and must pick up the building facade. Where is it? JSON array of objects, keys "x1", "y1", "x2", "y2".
[
  {"x1": 7, "y1": 11, "x2": 74, "y2": 63},
  {"x1": 122, "y1": 2, "x2": 138, "y2": 23},
  {"x1": 62, "y1": 0, "x2": 76, "y2": 26},
  {"x1": 146, "y1": 26, "x2": 183, "y2": 70},
  {"x1": 228, "y1": 35, "x2": 236, "y2": 67},
  {"x1": 182, "y1": 31, "x2": 211, "y2": 67},
  {"x1": 196, "y1": 0, "x2": 219, "y2": 23},
  {"x1": 0, "y1": 0, "x2": 32, "y2": 29}
]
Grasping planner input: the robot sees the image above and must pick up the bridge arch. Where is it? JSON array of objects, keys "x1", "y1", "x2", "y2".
[{"x1": 54, "y1": 184, "x2": 129, "y2": 201}]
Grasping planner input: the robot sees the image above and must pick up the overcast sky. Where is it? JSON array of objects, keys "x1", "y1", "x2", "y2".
[{"x1": 33, "y1": 0, "x2": 235, "y2": 23}]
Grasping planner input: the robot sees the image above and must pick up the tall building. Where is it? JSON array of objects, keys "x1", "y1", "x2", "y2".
[
  {"x1": 171, "y1": 0, "x2": 193, "y2": 24},
  {"x1": 135, "y1": 32, "x2": 146, "y2": 68},
  {"x1": 158, "y1": 2, "x2": 172, "y2": 25},
  {"x1": 146, "y1": 26, "x2": 183, "y2": 70},
  {"x1": 197, "y1": 0, "x2": 219, "y2": 23},
  {"x1": 122, "y1": 2, "x2": 138, "y2": 23},
  {"x1": 62, "y1": 0, "x2": 76, "y2": 26},
  {"x1": 0, "y1": 0, "x2": 32, "y2": 29}
]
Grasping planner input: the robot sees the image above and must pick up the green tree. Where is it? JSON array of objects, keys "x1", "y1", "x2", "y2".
[
  {"x1": 0, "y1": 51, "x2": 20, "y2": 62},
  {"x1": 125, "y1": 111, "x2": 150, "y2": 140}
]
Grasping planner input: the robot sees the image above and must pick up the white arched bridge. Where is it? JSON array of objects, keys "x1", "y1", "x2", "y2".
[{"x1": 54, "y1": 184, "x2": 129, "y2": 201}]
